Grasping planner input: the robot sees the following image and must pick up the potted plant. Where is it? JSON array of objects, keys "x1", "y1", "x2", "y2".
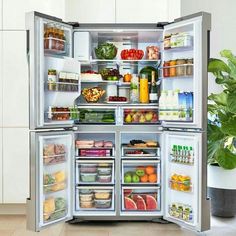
[{"x1": 208, "y1": 49, "x2": 236, "y2": 217}]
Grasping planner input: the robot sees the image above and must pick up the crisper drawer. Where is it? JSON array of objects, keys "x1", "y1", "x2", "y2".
[
  {"x1": 75, "y1": 108, "x2": 116, "y2": 124},
  {"x1": 75, "y1": 186, "x2": 115, "y2": 215},
  {"x1": 123, "y1": 108, "x2": 159, "y2": 124},
  {"x1": 122, "y1": 160, "x2": 160, "y2": 185},
  {"x1": 76, "y1": 160, "x2": 115, "y2": 185},
  {"x1": 121, "y1": 187, "x2": 161, "y2": 215}
]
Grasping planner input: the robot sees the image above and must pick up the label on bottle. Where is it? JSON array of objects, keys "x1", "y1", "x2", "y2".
[{"x1": 149, "y1": 93, "x2": 158, "y2": 101}]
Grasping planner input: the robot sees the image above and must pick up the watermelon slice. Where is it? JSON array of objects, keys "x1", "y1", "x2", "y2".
[
  {"x1": 145, "y1": 194, "x2": 157, "y2": 210},
  {"x1": 136, "y1": 195, "x2": 147, "y2": 210},
  {"x1": 124, "y1": 197, "x2": 137, "y2": 210},
  {"x1": 124, "y1": 189, "x2": 132, "y2": 197}
]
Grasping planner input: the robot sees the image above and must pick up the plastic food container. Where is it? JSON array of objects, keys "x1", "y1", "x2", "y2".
[
  {"x1": 97, "y1": 174, "x2": 112, "y2": 183},
  {"x1": 80, "y1": 173, "x2": 97, "y2": 182},
  {"x1": 94, "y1": 199, "x2": 111, "y2": 209},
  {"x1": 79, "y1": 193, "x2": 94, "y2": 202},
  {"x1": 80, "y1": 200, "x2": 94, "y2": 208},
  {"x1": 80, "y1": 189, "x2": 93, "y2": 194},
  {"x1": 97, "y1": 167, "x2": 112, "y2": 175},
  {"x1": 44, "y1": 182, "x2": 66, "y2": 193},
  {"x1": 94, "y1": 190, "x2": 111, "y2": 200},
  {"x1": 80, "y1": 164, "x2": 97, "y2": 173}
]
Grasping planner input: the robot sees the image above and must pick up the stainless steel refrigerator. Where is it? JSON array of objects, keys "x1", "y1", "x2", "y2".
[{"x1": 26, "y1": 11, "x2": 211, "y2": 232}]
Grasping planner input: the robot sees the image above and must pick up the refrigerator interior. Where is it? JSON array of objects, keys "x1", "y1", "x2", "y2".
[
  {"x1": 164, "y1": 132, "x2": 200, "y2": 226},
  {"x1": 120, "y1": 132, "x2": 162, "y2": 215},
  {"x1": 38, "y1": 134, "x2": 73, "y2": 228}
]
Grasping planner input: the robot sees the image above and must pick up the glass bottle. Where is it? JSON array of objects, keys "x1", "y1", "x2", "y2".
[
  {"x1": 149, "y1": 71, "x2": 158, "y2": 103},
  {"x1": 130, "y1": 74, "x2": 139, "y2": 103},
  {"x1": 139, "y1": 74, "x2": 149, "y2": 103}
]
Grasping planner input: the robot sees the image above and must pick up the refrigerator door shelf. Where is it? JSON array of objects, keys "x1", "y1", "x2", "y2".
[
  {"x1": 161, "y1": 12, "x2": 211, "y2": 130},
  {"x1": 27, "y1": 131, "x2": 74, "y2": 231},
  {"x1": 121, "y1": 160, "x2": 160, "y2": 186},
  {"x1": 120, "y1": 186, "x2": 161, "y2": 216},
  {"x1": 163, "y1": 131, "x2": 210, "y2": 232},
  {"x1": 76, "y1": 160, "x2": 115, "y2": 185},
  {"x1": 75, "y1": 186, "x2": 116, "y2": 216}
]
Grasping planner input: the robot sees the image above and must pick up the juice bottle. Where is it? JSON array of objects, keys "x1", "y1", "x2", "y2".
[{"x1": 139, "y1": 74, "x2": 149, "y2": 103}]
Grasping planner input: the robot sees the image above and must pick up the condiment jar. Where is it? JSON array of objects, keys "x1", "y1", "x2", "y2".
[
  {"x1": 163, "y1": 61, "x2": 170, "y2": 77},
  {"x1": 48, "y1": 69, "x2": 57, "y2": 91},
  {"x1": 176, "y1": 59, "x2": 186, "y2": 76},
  {"x1": 186, "y1": 58, "x2": 194, "y2": 76},
  {"x1": 169, "y1": 60, "x2": 177, "y2": 77},
  {"x1": 164, "y1": 34, "x2": 171, "y2": 49}
]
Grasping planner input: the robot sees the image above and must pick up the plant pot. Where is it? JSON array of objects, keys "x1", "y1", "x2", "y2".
[{"x1": 208, "y1": 164, "x2": 236, "y2": 217}]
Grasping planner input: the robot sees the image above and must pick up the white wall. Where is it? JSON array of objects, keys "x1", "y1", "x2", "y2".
[{"x1": 181, "y1": 0, "x2": 236, "y2": 94}]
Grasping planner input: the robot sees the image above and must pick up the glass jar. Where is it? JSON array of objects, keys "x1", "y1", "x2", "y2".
[
  {"x1": 169, "y1": 60, "x2": 177, "y2": 77},
  {"x1": 48, "y1": 69, "x2": 57, "y2": 91},
  {"x1": 139, "y1": 74, "x2": 149, "y2": 103},
  {"x1": 186, "y1": 58, "x2": 194, "y2": 76},
  {"x1": 163, "y1": 61, "x2": 170, "y2": 77},
  {"x1": 176, "y1": 59, "x2": 186, "y2": 76},
  {"x1": 164, "y1": 34, "x2": 171, "y2": 49},
  {"x1": 130, "y1": 74, "x2": 139, "y2": 103}
]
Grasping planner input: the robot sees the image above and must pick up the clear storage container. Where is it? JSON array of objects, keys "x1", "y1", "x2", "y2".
[
  {"x1": 97, "y1": 174, "x2": 112, "y2": 183},
  {"x1": 80, "y1": 173, "x2": 97, "y2": 182},
  {"x1": 94, "y1": 199, "x2": 111, "y2": 209}
]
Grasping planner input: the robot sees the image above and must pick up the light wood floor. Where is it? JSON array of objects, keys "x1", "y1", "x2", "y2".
[{"x1": 0, "y1": 215, "x2": 236, "y2": 236}]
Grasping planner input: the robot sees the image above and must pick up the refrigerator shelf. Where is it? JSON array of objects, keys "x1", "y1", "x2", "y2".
[
  {"x1": 169, "y1": 160, "x2": 194, "y2": 166},
  {"x1": 160, "y1": 63, "x2": 194, "y2": 69},
  {"x1": 44, "y1": 49, "x2": 66, "y2": 55},
  {"x1": 76, "y1": 156, "x2": 115, "y2": 159},
  {"x1": 163, "y1": 46, "x2": 193, "y2": 52},
  {"x1": 76, "y1": 147, "x2": 114, "y2": 150},
  {"x1": 160, "y1": 75, "x2": 193, "y2": 80}
]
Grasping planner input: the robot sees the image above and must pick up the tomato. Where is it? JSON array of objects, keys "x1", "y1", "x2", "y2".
[{"x1": 120, "y1": 49, "x2": 144, "y2": 60}]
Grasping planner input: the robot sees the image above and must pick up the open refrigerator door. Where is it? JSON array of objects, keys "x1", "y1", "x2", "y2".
[
  {"x1": 27, "y1": 131, "x2": 74, "y2": 231},
  {"x1": 160, "y1": 12, "x2": 211, "y2": 129},
  {"x1": 163, "y1": 131, "x2": 210, "y2": 232},
  {"x1": 26, "y1": 12, "x2": 81, "y2": 130}
]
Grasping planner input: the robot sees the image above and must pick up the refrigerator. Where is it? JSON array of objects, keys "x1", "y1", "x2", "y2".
[{"x1": 25, "y1": 11, "x2": 211, "y2": 232}]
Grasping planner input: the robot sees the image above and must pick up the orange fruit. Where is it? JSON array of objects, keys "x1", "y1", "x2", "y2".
[
  {"x1": 145, "y1": 166, "x2": 155, "y2": 175},
  {"x1": 140, "y1": 174, "x2": 148, "y2": 182},
  {"x1": 148, "y1": 173, "x2": 157, "y2": 183}
]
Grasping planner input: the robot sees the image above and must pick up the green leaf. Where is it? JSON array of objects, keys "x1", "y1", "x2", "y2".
[
  {"x1": 227, "y1": 92, "x2": 236, "y2": 113},
  {"x1": 220, "y1": 50, "x2": 236, "y2": 65},
  {"x1": 208, "y1": 124, "x2": 225, "y2": 141},
  {"x1": 208, "y1": 92, "x2": 228, "y2": 106},
  {"x1": 221, "y1": 116, "x2": 236, "y2": 136},
  {"x1": 208, "y1": 140, "x2": 222, "y2": 163},
  {"x1": 208, "y1": 58, "x2": 231, "y2": 74},
  {"x1": 215, "y1": 147, "x2": 236, "y2": 169}
]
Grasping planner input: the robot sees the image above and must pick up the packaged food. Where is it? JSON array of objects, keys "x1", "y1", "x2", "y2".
[
  {"x1": 76, "y1": 140, "x2": 94, "y2": 148},
  {"x1": 97, "y1": 167, "x2": 112, "y2": 175},
  {"x1": 79, "y1": 193, "x2": 94, "y2": 202},
  {"x1": 146, "y1": 46, "x2": 159, "y2": 59},
  {"x1": 80, "y1": 164, "x2": 97, "y2": 173},
  {"x1": 94, "y1": 190, "x2": 111, "y2": 200},
  {"x1": 97, "y1": 174, "x2": 112, "y2": 183},
  {"x1": 170, "y1": 33, "x2": 192, "y2": 48},
  {"x1": 43, "y1": 144, "x2": 55, "y2": 156},
  {"x1": 94, "y1": 199, "x2": 111, "y2": 209},
  {"x1": 94, "y1": 140, "x2": 104, "y2": 147},
  {"x1": 82, "y1": 87, "x2": 106, "y2": 103},
  {"x1": 104, "y1": 141, "x2": 113, "y2": 147},
  {"x1": 43, "y1": 154, "x2": 66, "y2": 165},
  {"x1": 80, "y1": 173, "x2": 97, "y2": 182},
  {"x1": 80, "y1": 189, "x2": 93, "y2": 194},
  {"x1": 80, "y1": 200, "x2": 94, "y2": 208},
  {"x1": 176, "y1": 59, "x2": 186, "y2": 76},
  {"x1": 54, "y1": 144, "x2": 66, "y2": 154}
]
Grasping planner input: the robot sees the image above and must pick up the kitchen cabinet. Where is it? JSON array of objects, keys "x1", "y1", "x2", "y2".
[
  {"x1": 2, "y1": 0, "x2": 65, "y2": 30},
  {"x1": 2, "y1": 31, "x2": 29, "y2": 127},
  {"x1": 116, "y1": 0, "x2": 168, "y2": 23},
  {"x1": 3, "y1": 128, "x2": 29, "y2": 203},
  {"x1": 65, "y1": 0, "x2": 116, "y2": 23}
]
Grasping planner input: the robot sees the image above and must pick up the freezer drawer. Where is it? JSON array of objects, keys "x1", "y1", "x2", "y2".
[
  {"x1": 76, "y1": 160, "x2": 115, "y2": 185},
  {"x1": 121, "y1": 187, "x2": 161, "y2": 215},
  {"x1": 75, "y1": 186, "x2": 115, "y2": 215},
  {"x1": 123, "y1": 108, "x2": 159, "y2": 124},
  {"x1": 122, "y1": 160, "x2": 160, "y2": 185}
]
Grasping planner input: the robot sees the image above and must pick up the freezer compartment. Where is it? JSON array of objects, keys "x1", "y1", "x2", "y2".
[
  {"x1": 76, "y1": 187, "x2": 115, "y2": 213},
  {"x1": 121, "y1": 132, "x2": 161, "y2": 159},
  {"x1": 76, "y1": 160, "x2": 114, "y2": 185},
  {"x1": 121, "y1": 187, "x2": 160, "y2": 213},
  {"x1": 75, "y1": 108, "x2": 116, "y2": 124},
  {"x1": 122, "y1": 160, "x2": 160, "y2": 185},
  {"x1": 75, "y1": 132, "x2": 115, "y2": 158},
  {"x1": 123, "y1": 108, "x2": 159, "y2": 124}
]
